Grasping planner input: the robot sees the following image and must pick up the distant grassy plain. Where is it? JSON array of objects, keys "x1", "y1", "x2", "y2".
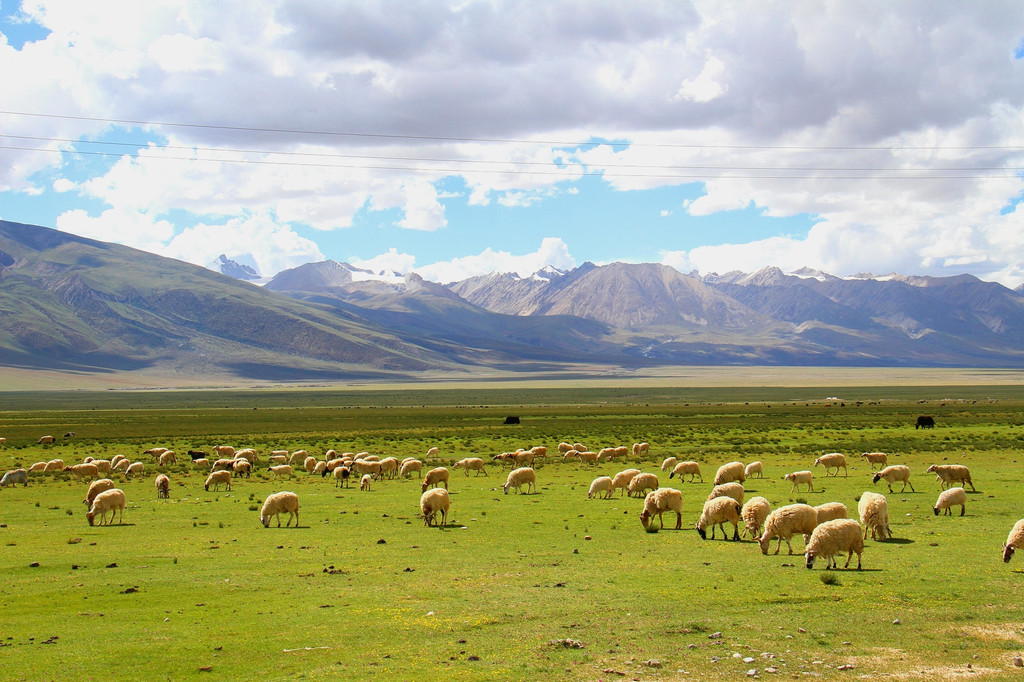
[{"x1": 1, "y1": 370, "x2": 1023, "y2": 679}]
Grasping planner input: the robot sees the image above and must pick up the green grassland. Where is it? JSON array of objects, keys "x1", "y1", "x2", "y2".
[{"x1": 1, "y1": 386, "x2": 1023, "y2": 680}]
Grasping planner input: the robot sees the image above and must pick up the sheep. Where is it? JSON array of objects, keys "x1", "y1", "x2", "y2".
[
  {"x1": 28, "y1": 462, "x2": 46, "y2": 472},
  {"x1": 627, "y1": 472, "x2": 659, "y2": 498},
  {"x1": 204, "y1": 470, "x2": 232, "y2": 492},
  {"x1": 125, "y1": 462, "x2": 145, "y2": 479},
  {"x1": 503, "y1": 467, "x2": 536, "y2": 495},
  {"x1": 814, "y1": 501, "x2": 848, "y2": 524},
  {"x1": 757, "y1": 503, "x2": 818, "y2": 555},
  {"x1": 426, "y1": 446, "x2": 440, "y2": 458},
  {"x1": 270, "y1": 449, "x2": 289, "y2": 460},
  {"x1": 636, "y1": 442, "x2": 650, "y2": 455},
  {"x1": 639, "y1": 488, "x2": 683, "y2": 531},
  {"x1": 660, "y1": 457, "x2": 678, "y2": 472},
  {"x1": 63, "y1": 463, "x2": 99, "y2": 482},
  {"x1": 861, "y1": 452, "x2": 888, "y2": 469},
  {"x1": 588, "y1": 476, "x2": 614, "y2": 499},
  {"x1": 325, "y1": 458, "x2": 346, "y2": 472},
  {"x1": 303, "y1": 456, "x2": 318, "y2": 474},
  {"x1": 744, "y1": 461, "x2": 764, "y2": 479},
  {"x1": 43, "y1": 459, "x2": 65, "y2": 472},
  {"x1": 312, "y1": 461, "x2": 328, "y2": 476},
  {"x1": 212, "y1": 445, "x2": 235, "y2": 458},
  {"x1": 400, "y1": 459, "x2": 423, "y2": 479},
  {"x1": 332, "y1": 466, "x2": 350, "y2": 488},
  {"x1": 144, "y1": 447, "x2": 169, "y2": 457},
  {"x1": 511, "y1": 450, "x2": 536, "y2": 467},
  {"x1": 557, "y1": 442, "x2": 573, "y2": 453},
  {"x1": 741, "y1": 496, "x2": 771, "y2": 539},
  {"x1": 696, "y1": 496, "x2": 742, "y2": 541},
  {"x1": 530, "y1": 445, "x2": 548, "y2": 461},
  {"x1": 91, "y1": 459, "x2": 112, "y2": 474},
  {"x1": 212, "y1": 458, "x2": 234, "y2": 471},
  {"x1": 155, "y1": 473, "x2": 170, "y2": 499},
  {"x1": 707, "y1": 481, "x2": 744, "y2": 505},
  {"x1": 872, "y1": 465, "x2": 915, "y2": 493},
  {"x1": 84, "y1": 479, "x2": 116, "y2": 507},
  {"x1": 158, "y1": 450, "x2": 177, "y2": 466},
  {"x1": 926, "y1": 464, "x2": 975, "y2": 491},
  {"x1": 454, "y1": 457, "x2": 488, "y2": 476},
  {"x1": 785, "y1": 470, "x2": 814, "y2": 492},
  {"x1": 597, "y1": 447, "x2": 618, "y2": 462},
  {"x1": 420, "y1": 488, "x2": 450, "y2": 526},
  {"x1": 1002, "y1": 519, "x2": 1024, "y2": 563},
  {"x1": 421, "y1": 467, "x2": 450, "y2": 493},
  {"x1": 805, "y1": 519, "x2": 864, "y2": 570},
  {"x1": 37, "y1": 435, "x2": 54, "y2": 445},
  {"x1": 378, "y1": 456, "x2": 400, "y2": 479},
  {"x1": 564, "y1": 450, "x2": 599, "y2": 466},
  {"x1": 268, "y1": 454, "x2": 288, "y2": 465},
  {"x1": 714, "y1": 461, "x2": 746, "y2": 486},
  {"x1": 268, "y1": 464, "x2": 293, "y2": 479},
  {"x1": 351, "y1": 460, "x2": 382, "y2": 479},
  {"x1": 1, "y1": 468, "x2": 28, "y2": 487},
  {"x1": 289, "y1": 449, "x2": 309, "y2": 464},
  {"x1": 0, "y1": 437, "x2": 5, "y2": 445},
  {"x1": 86, "y1": 488, "x2": 126, "y2": 526},
  {"x1": 933, "y1": 487, "x2": 967, "y2": 516},
  {"x1": 112, "y1": 459, "x2": 130, "y2": 474},
  {"x1": 669, "y1": 461, "x2": 703, "y2": 483},
  {"x1": 192, "y1": 458, "x2": 210, "y2": 469},
  {"x1": 572, "y1": 442, "x2": 587, "y2": 452},
  {"x1": 234, "y1": 448, "x2": 257, "y2": 463},
  {"x1": 857, "y1": 491, "x2": 893, "y2": 540},
  {"x1": 814, "y1": 452, "x2": 848, "y2": 477},
  {"x1": 110, "y1": 454, "x2": 127, "y2": 467},
  {"x1": 232, "y1": 459, "x2": 251, "y2": 478},
  {"x1": 259, "y1": 491, "x2": 299, "y2": 528},
  {"x1": 359, "y1": 473, "x2": 372, "y2": 491},
  {"x1": 611, "y1": 468, "x2": 641, "y2": 496}
]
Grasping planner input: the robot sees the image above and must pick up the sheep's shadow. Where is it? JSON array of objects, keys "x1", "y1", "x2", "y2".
[{"x1": 877, "y1": 537, "x2": 914, "y2": 545}]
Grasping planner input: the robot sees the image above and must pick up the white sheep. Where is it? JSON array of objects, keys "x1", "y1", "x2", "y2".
[
  {"x1": 37, "y1": 435, "x2": 55, "y2": 445},
  {"x1": 557, "y1": 442, "x2": 573, "y2": 453},
  {"x1": 785, "y1": 470, "x2": 814, "y2": 492},
  {"x1": 260, "y1": 491, "x2": 299, "y2": 527},
  {"x1": 268, "y1": 464, "x2": 293, "y2": 479},
  {"x1": 212, "y1": 445, "x2": 235, "y2": 458},
  {"x1": 155, "y1": 473, "x2": 170, "y2": 499},
  {"x1": 204, "y1": 470, "x2": 232, "y2": 491},
  {"x1": 660, "y1": 456, "x2": 678, "y2": 472},
  {"x1": 530, "y1": 445, "x2": 548, "y2": 460},
  {"x1": 572, "y1": 442, "x2": 587, "y2": 452},
  {"x1": 814, "y1": 452, "x2": 848, "y2": 477},
  {"x1": 454, "y1": 457, "x2": 488, "y2": 476},
  {"x1": 669, "y1": 461, "x2": 703, "y2": 483},
  {"x1": 43, "y1": 459, "x2": 65, "y2": 472},
  {"x1": 86, "y1": 488, "x2": 126, "y2": 526},
  {"x1": 744, "y1": 461, "x2": 764, "y2": 479},
  {"x1": 110, "y1": 454, "x2": 127, "y2": 467},
  {"x1": 212, "y1": 458, "x2": 234, "y2": 472},
  {"x1": 234, "y1": 449, "x2": 257, "y2": 463},
  {"x1": 757, "y1": 503, "x2": 818, "y2": 555},
  {"x1": 426, "y1": 446, "x2": 440, "y2": 458},
  {"x1": 741, "y1": 496, "x2": 771, "y2": 539},
  {"x1": 91, "y1": 459, "x2": 112, "y2": 474},
  {"x1": 289, "y1": 449, "x2": 309, "y2": 464},
  {"x1": 359, "y1": 473, "x2": 372, "y2": 491},
  {"x1": 125, "y1": 461, "x2": 145, "y2": 479},
  {"x1": 332, "y1": 466, "x2": 350, "y2": 488},
  {"x1": 707, "y1": 481, "x2": 744, "y2": 505},
  {"x1": 312, "y1": 461, "x2": 328, "y2": 476},
  {"x1": 84, "y1": 478, "x2": 116, "y2": 507},
  {"x1": 926, "y1": 464, "x2": 975, "y2": 491},
  {"x1": 804, "y1": 519, "x2": 864, "y2": 570},
  {"x1": 861, "y1": 452, "x2": 888, "y2": 469},
  {"x1": 611, "y1": 468, "x2": 641, "y2": 496},
  {"x1": 696, "y1": 496, "x2": 742, "y2": 541},
  {"x1": 268, "y1": 454, "x2": 288, "y2": 465},
  {"x1": 351, "y1": 460, "x2": 382, "y2": 479},
  {"x1": 637, "y1": 442, "x2": 650, "y2": 455},
  {"x1": 378, "y1": 457, "x2": 400, "y2": 479},
  {"x1": 1002, "y1": 519, "x2": 1024, "y2": 563},
  {"x1": 627, "y1": 472, "x2": 659, "y2": 498},
  {"x1": 112, "y1": 459, "x2": 130, "y2": 474},
  {"x1": 872, "y1": 465, "x2": 915, "y2": 493},
  {"x1": 28, "y1": 462, "x2": 46, "y2": 472},
  {"x1": 144, "y1": 447, "x2": 169, "y2": 457},
  {"x1": 63, "y1": 463, "x2": 99, "y2": 482},
  {"x1": 400, "y1": 459, "x2": 423, "y2": 479},
  {"x1": 232, "y1": 459, "x2": 251, "y2": 478},
  {"x1": 588, "y1": 476, "x2": 614, "y2": 499},
  {"x1": 1, "y1": 468, "x2": 28, "y2": 487},
  {"x1": 713, "y1": 461, "x2": 746, "y2": 486},
  {"x1": 814, "y1": 502, "x2": 848, "y2": 524},
  {"x1": 933, "y1": 487, "x2": 967, "y2": 516},
  {"x1": 420, "y1": 488, "x2": 450, "y2": 526},
  {"x1": 0, "y1": 437, "x2": 5, "y2": 445},
  {"x1": 158, "y1": 450, "x2": 177, "y2": 466},
  {"x1": 564, "y1": 450, "x2": 599, "y2": 466},
  {"x1": 192, "y1": 458, "x2": 210, "y2": 469},
  {"x1": 303, "y1": 456, "x2": 318, "y2": 474},
  {"x1": 503, "y1": 467, "x2": 536, "y2": 495},
  {"x1": 597, "y1": 447, "x2": 618, "y2": 462},
  {"x1": 857, "y1": 491, "x2": 892, "y2": 540},
  {"x1": 639, "y1": 488, "x2": 683, "y2": 531},
  {"x1": 421, "y1": 467, "x2": 450, "y2": 492}
]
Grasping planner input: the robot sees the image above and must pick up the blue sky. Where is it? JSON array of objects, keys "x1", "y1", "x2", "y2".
[{"x1": 1, "y1": 1, "x2": 1023, "y2": 286}]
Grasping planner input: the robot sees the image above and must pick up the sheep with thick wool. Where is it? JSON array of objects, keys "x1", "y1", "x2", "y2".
[
  {"x1": 155, "y1": 473, "x2": 170, "y2": 499},
  {"x1": 29, "y1": 462, "x2": 46, "y2": 472},
  {"x1": 112, "y1": 459, "x2": 130, "y2": 474},
  {"x1": 814, "y1": 502, "x2": 848, "y2": 524},
  {"x1": 420, "y1": 488, "x2": 450, "y2": 526},
  {"x1": 90, "y1": 459, "x2": 111, "y2": 474},
  {"x1": 303, "y1": 456, "x2": 318, "y2": 474},
  {"x1": 741, "y1": 496, "x2": 771, "y2": 539},
  {"x1": 873, "y1": 465, "x2": 914, "y2": 493},
  {"x1": 588, "y1": 476, "x2": 614, "y2": 499},
  {"x1": 669, "y1": 461, "x2": 703, "y2": 483},
  {"x1": 660, "y1": 457, "x2": 678, "y2": 473},
  {"x1": 64, "y1": 463, "x2": 99, "y2": 482},
  {"x1": 378, "y1": 457, "x2": 400, "y2": 479},
  {"x1": 43, "y1": 459, "x2": 65, "y2": 472},
  {"x1": 563, "y1": 450, "x2": 598, "y2": 466},
  {"x1": 639, "y1": 488, "x2": 683, "y2": 531},
  {"x1": 158, "y1": 450, "x2": 177, "y2": 466},
  {"x1": 744, "y1": 461, "x2": 764, "y2": 479},
  {"x1": 926, "y1": 464, "x2": 975, "y2": 491},
  {"x1": 421, "y1": 467, "x2": 450, "y2": 492},
  {"x1": 713, "y1": 461, "x2": 746, "y2": 486},
  {"x1": 125, "y1": 461, "x2": 145, "y2": 478},
  {"x1": 805, "y1": 519, "x2": 864, "y2": 570},
  {"x1": 707, "y1": 481, "x2": 744, "y2": 505},
  {"x1": 268, "y1": 464, "x2": 293, "y2": 479},
  {"x1": 260, "y1": 491, "x2": 299, "y2": 527},
  {"x1": 861, "y1": 452, "x2": 888, "y2": 469},
  {"x1": 359, "y1": 473, "x2": 372, "y2": 491},
  {"x1": 400, "y1": 459, "x2": 423, "y2": 479},
  {"x1": 611, "y1": 469, "x2": 641, "y2": 496},
  {"x1": 288, "y1": 449, "x2": 308, "y2": 464},
  {"x1": 785, "y1": 470, "x2": 814, "y2": 492},
  {"x1": 331, "y1": 465, "x2": 350, "y2": 488},
  {"x1": 351, "y1": 460, "x2": 382, "y2": 479},
  {"x1": 857, "y1": 491, "x2": 892, "y2": 539},
  {"x1": 1002, "y1": 519, "x2": 1024, "y2": 563},
  {"x1": 86, "y1": 488, "x2": 126, "y2": 526},
  {"x1": 454, "y1": 458, "x2": 488, "y2": 476},
  {"x1": 232, "y1": 459, "x2": 251, "y2": 478},
  {"x1": 933, "y1": 487, "x2": 967, "y2": 516},
  {"x1": 627, "y1": 472, "x2": 659, "y2": 498},
  {"x1": 696, "y1": 496, "x2": 742, "y2": 541},
  {"x1": 503, "y1": 467, "x2": 536, "y2": 495},
  {"x1": 84, "y1": 479, "x2": 116, "y2": 507},
  {"x1": 204, "y1": 470, "x2": 232, "y2": 492},
  {"x1": 1, "y1": 468, "x2": 28, "y2": 487},
  {"x1": 814, "y1": 452, "x2": 848, "y2": 477},
  {"x1": 757, "y1": 503, "x2": 818, "y2": 555}
]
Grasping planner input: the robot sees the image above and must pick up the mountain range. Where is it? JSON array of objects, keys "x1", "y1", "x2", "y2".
[{"x1": 3, "y1": 220, "x2": 1024, "y2": 381}]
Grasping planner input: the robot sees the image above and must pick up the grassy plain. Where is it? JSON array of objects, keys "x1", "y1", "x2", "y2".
[{"x1": 1, "y1": 383, "x2": 1023, "y2": 680}]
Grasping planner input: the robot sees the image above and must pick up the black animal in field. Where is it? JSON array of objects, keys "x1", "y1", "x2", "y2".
[
  {"x1": 915, "y1": 415, "x2": 935, "y2": 429},
  {"x1": 504, "y1": 416, "x2": 520, "y2": 425}
]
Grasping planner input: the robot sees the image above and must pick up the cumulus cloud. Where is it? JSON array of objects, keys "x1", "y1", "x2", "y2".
[
  {"x1": 415, "y1": 237, "x2": 575, "y2": 283},
  {"x1": 350, "y1": 248, "x2": 417, "y2": 276}
]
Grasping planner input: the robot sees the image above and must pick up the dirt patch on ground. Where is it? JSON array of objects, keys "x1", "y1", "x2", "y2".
[
  {"x1": 957, "y1": 623, "x2": 1024, "y2": 644},
  {"x1": 845, "y1": 648, "x2": 1002, "y2": 680}
]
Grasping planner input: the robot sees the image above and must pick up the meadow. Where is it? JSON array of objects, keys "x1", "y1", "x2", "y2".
[{"x1": 1, "y1": 385, "x2": 1023, "y2": 680}]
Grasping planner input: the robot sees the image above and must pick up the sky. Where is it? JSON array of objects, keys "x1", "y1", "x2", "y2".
[{"x1": 1, "y1": 1, "x2": 1023, "y2": 287}]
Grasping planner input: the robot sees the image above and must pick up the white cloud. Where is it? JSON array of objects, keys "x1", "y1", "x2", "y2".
[
  {"x1": 55, "y1": 207, "x2": 175, "y2": 253},
  {"x1": 415, "y1": 237, "x2": 575, "y2": 283},
  {"x1": 349, "y1": 248, "x2": 416, "y2": 276}
]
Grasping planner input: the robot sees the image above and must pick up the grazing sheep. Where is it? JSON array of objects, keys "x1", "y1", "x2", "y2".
[
  {"x1": 758, "y1": 504, "x2": 818, "y2": 555},
  {"x1": 268, "y1": 454, "x2": 288, "y2": 465},
  {"x1": 212, "y1": 458, "x2": 234, "y2": 472},
  {"x1": 611, "y1": 468, "x2": 641, "y2": 496},
  {"x1": 232, "y1": 459, "x2": 251, "y2": 478},
  {"x1": 312, "y1": 461, "x2": 328, "y2": 476},
  {"x1": 350, "y1": 460, "x2": 382, "y2": 479},
  {"x1": 858, "y1": 491, "x2": 893, "y2": 540},
  {"x1": 259, "y1": 491, "x2": 299, "y2": 528},
  {"x1": 303, "y1": 456, "x2": 318, "y2": 474},
  {"x1": 37, "y1": 435, "x2": 55, "y2": 445},
  {"x1": 814, "y1": 452, "x2": 848, "y2": 477},
  {"x1": 325, "y1": 458, "x2": 345, "y2": 472},
  {"x1": 503, "y1": 467, "x2": 536, "y2": 495},
  {"x1": 530, "y1": 445, "x2": 548, "y2": 460},
  {"x1": 563, "y1": 450, "x2": 599, "y2": 466},
  {"x1": 110, "y1": 454, "x2": 127, "y2": 467},
  {"x1": 1, "y1": 468, "x2": 28, "y2": 487},
  {"x1": 933, "y1": 487, "x2": 967, "y2": 516},
  {"x1": 713, "y1": 461, "x2": 746, "y2": 486},
  {"x1": 289, "y1": 449, "x2": 309, "y2": 464},
  {"x1": 234, "y1": 449, "x2": 257, "y2": 464},
  {"x1": 660, "y1": 457, "x2": 678, "y2": 472},
  {"x1": 28, "y1": 462, "x2": 46, "y2": 472},
  {"x1": 84, "y1": 479, "x2": 116, "y2": 507},
  {"x1": 63, "y1": 463, "x2": 99, "y2": 482},
  {"x1": 426, "y1": 446, "x2": 440, "y2": 458},
  {"x1": 707, "y1": 481, "x2": 744, "y2": 505},
  {"x1": 125, "y1": 462, "x2": 145, "y2": 479},
  {"x1": 597, "y1": 447, "x2": 618, "y2": 462},
  {"x1": 454, "y1": 457, "x2": 488, "y2": 476},
  {"x1": 378, "y1": 457, "x2": 400, "y2": 479},
  {"x1": 204, "y1": 470, "x2": 232, "y2": 492},
  {"x1": 558, "y1": 442, "x2": 573, "y2": 453},
  {"x1": 400, "y1": 459, "x2": 423, "y2": 479},
  {"x1": 669, "y1": 461, "x2": 703, "y2": 483},
  {"x1": 332, "y1": 466, "x2": 350, "y2": 488},
  {"x1": 112, "y1": 459, "x2": 130, "y2": 474},
  {"x1": 144, "y1": 447, "x2": 169, "y2": 457},
  {"x1": 572, "y1": 442, "x2": 587, "y2": 452},
  {"x1": 90, "y1": 459, "x2": 112, "y2": 474},
  {"x1": 744, "y1": 461, "x2": 764, "y2": 479},
  {"x1": 0, "y1": 437, "x2": 5, "y2": 445},
  {"x1": 588, "y1": 476, "x2": 615, "y2": 499},
  {"x1": 420, "y1": 488, "x2": 451, "y2": 526},
  {"x1": 873, "y1": 465, "x2": 915, "y2": 493},
  {"x1": 637, "y1": 442, "x2": 650, "y2": 455},
  {"x1": 511, "y1": 450, "x2": 536, "y2": 467},
  {"x1": 1002, "y1": 519, "x2": 1024, "y2": 563},
  {"x1": 421, "y1": 467, "x2": 450, "y2": 493},
  {"x1": 271, "y1": 449, "x2": 290, "y2": 459},
  {"x1": 926, "y1": 464, "x2": 975, "y2": 491},
  {"x1": 359, "y1": 473, "x2": 372, "y2": 491},
  {"x1": 86, "y1": 488, "x2": 126, "y2": 526},
  {"x1": 861, "y1": 452, "x2": 888, "y2": 469},
  {"x1": 158, "y1": 450, "x2": 177, "y2": 466},
  {"x1": 696, "y1": 496, "x2": 742, "y2": 541},
  {"x1": 268, "y1": 464, "x2": 293, "y2": 479},
  {"x1": 814, "y1": 502, "x2": 848, "y2": 524},
  {"x1": 627, "y1": 472, "x2": 659, "y2": 499},
  {"x1": 639, "y1": 488, "x2": 683, "y2": 531},
  {"x1": 805, "y1": 519, "x2": 864, "y2": 570},
  {"x1": 192, "y1": 458, "x2": 210, "y2": 469},
  {"x1": 741, "y1": 496, "x2": 771, "y2": 539},
  {"x1": 785, "y1": 470, "x2": 814, "y2": 492},
  {"x1": 212, "y1": 445, "x2": 235, "y2": 458},
  {"x1": 155, "y1": 473, "x2": 170, "y2": 499},
  {"x1": 43, "y1": 459, "x2": 66, "y2": 472}
]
